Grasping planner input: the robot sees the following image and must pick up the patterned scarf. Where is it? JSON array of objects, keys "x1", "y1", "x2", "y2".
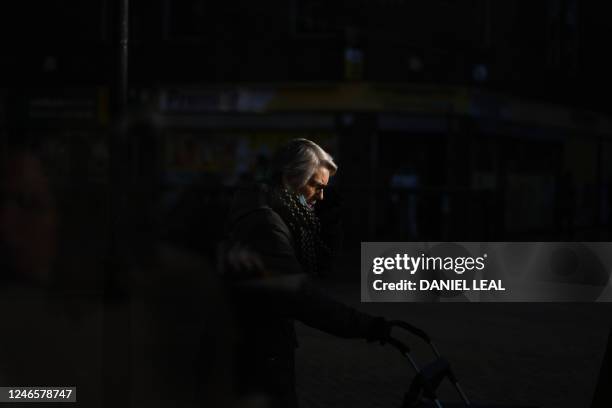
[{"x1": 268, "y1": 187, "x2": 326, "y2": 276}]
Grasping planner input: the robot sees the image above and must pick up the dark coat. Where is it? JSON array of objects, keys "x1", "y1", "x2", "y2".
[{"x1": 224, "y1": 184, "x2": 381, "y2": 408}]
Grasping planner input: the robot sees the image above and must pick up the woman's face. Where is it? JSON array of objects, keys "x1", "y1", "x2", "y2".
[{"x1": 298, "y1": 166, "x2": 330, "y2": 207}]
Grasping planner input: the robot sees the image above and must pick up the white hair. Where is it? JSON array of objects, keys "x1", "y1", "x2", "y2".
[{"x1": 271, "y1": 138, "x2": 337, "y2": 191}]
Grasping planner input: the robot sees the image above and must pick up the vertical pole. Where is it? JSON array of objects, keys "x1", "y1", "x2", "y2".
[
  {"x1": 104, "y1": 1, "x2": 130, "y2": 407},
  {"x1": 118, "y1": 0, "x2": 129, "y2": 115},
  {"x1": 108, "y1": 0, "x2": 129, "y2": 273}
]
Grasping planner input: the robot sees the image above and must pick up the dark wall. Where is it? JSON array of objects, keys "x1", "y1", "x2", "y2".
[{"x1": 0, "y1": 1, "x2": 608, "y2": 111}]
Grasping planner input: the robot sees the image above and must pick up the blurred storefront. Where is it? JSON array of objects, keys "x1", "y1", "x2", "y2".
[{"x1": 2, "y1": 82, "x2": 611, "y2": 247}]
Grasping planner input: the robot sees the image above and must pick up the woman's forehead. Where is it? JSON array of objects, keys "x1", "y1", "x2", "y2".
[{"x1": 311, "y1": 166, "x2": 330, "y2": 183}]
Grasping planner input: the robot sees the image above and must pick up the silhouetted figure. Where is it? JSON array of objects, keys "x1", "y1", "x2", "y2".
[
  {"x1": 223, "y1": 139, "x2": 408, "y2": 408},
  {"x1": 117, "y1": 113, "x2": 239, "y2": 407}
]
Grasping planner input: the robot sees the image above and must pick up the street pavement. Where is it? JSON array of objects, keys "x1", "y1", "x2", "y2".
[{"x1": 295, "y1": 281, "x2": 612, "y2": 408}]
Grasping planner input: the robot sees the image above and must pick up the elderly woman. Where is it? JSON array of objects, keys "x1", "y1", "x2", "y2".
[{"x1": 224, "y1": 139, "x2": 399, "y2": 408}]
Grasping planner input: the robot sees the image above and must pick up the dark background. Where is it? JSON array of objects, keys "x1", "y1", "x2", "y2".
[
  {"x1": 3, "y1": 0, "x2": 612, "y2": 246},
  {"x1": 1, "y1": 1, "x2": 612, "y2": 407}
]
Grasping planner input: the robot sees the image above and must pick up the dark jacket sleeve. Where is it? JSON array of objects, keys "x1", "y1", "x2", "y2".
[
  {"x1": 229, "y1": 209, "x2": 380, "y2": 340},
  {"x1": 291, "y1": 280, "x2": 381, "y2": 340},
  {"x1": 229, "y1": 208, "x2": 303, "y2": 277},
  {"x1": 234, "y1": 274, "x2": 381, "y2": 340}
]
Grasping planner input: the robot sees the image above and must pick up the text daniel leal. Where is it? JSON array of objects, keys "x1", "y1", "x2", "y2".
[
  {"x1": 372, "y1": 279, "x2": 505, "y2": 291},
  {"x1": 370, "y1": 253, "x2": 504, "y2": 291}
]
